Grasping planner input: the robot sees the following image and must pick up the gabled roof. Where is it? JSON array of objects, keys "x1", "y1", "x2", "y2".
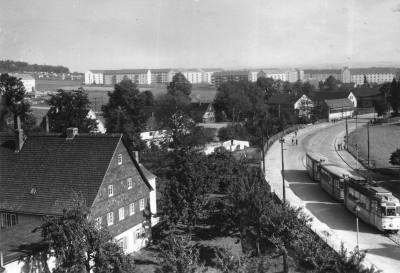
[
  {"x1": 213, "y1": 71, "x2": 251, "y2": 77},
  {"x1": 191, "y1": 103, "x2": 214, "y2": 118},
  {"x1": 46, "y1": 106, "x2": 90, "y2": 117},
  {"x1": 351, "y1": 87, "x2": 381, "y2": 98},
  {"x1": 266, "y1": 93, "x2": 303, "y2": 105},
  {"x1": 139, "y1": 164, "x2": 157, "y2": 180},
  {"x1": 313, "y1": 92, "x2": 351, "y2": 101},
  {"x1": 325, "y1": 98, "x2": 353, "y2": 109},
  {"x1": 0, "y1": 133, "x2": 151, "y2": 216}
]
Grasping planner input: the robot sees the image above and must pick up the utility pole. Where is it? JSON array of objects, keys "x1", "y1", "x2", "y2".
[
  {"x1": 261, "y1": 115, "x2": 266, "y2": 173},
  {"x1": 367, "y1": 121, "x2": 370, "y2": 168},
  {"x1": 346, "y1": 117, "x2": 349, "y2": 151},
  {"x1": 279, "y1": 137, "x2": 286, "y2": 204}
]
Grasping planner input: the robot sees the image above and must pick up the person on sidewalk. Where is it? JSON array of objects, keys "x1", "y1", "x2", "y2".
[
  {"x1": 292, "y1": 138, "x2": 294, "y2": 145},
  {"x1": 296, "y1": 139, "x2": 298, "y2": 145},
  {"x1": 338, "y1": 143, "x2": 340, "y2": 150}
]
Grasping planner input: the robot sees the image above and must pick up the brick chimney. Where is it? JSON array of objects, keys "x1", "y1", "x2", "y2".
[
  {"x1": 42, "y1": 116, "x2": 49, "y2": 133},
  {"x1": 14, "y1": 115, "x2": 24, "y2": 152},
  {"x1": 66, "y1": 128, "x2": 78, "y2": 139},
  {"x1": 133, "y1": 151, "x2": 139, "y2": 163}
]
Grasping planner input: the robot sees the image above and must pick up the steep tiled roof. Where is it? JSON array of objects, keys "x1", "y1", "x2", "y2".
[
  {"x1": 304, "y1": 69, "x2": 342, "y2": 74},
  {"x1": 313, "y1": 92, "x2": 351, "y2": 101},
  {"x1": 139, "y1": 164, "x2": 156, "y2": 180},
  {"x1": 213, "y1": 71, "x2": 251, "y2": 77},
  {"x1": 325, "y1": 98, "x2": 354, "y2": 109},
  {"x1": 0, "y1": 133, "x2": 121, "y2": 215},
  {"x1": 191, "y1": 102, "x2": 213, "y2": 118},
  {"x1": 266, "y1": 93, "x2": 303, "y2": 105},
  {"x1": 350, "y1": 67, "x2": 396, "y2": 75},
  {"x1": 351, "y1": 87, "x2": 381, "y2": 98}
]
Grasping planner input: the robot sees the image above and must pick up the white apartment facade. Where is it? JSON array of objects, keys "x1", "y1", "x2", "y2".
[
  {"x1": 11, "y1": 73, "x2": 35, "y2": 93},
  {"x1": 85, "y1": 70, "x2": 105, "y2": 84},
  {"x1": 285, "y1": 69, "x2": 299, "y2": 83},
  {"x1": 201, "y1": 68, "x2": 223, "y2": 84},
  {"x1": 349, "y1": 68, "x2": 397, "y2": 84},
  {"x1": 179, "y1": 69, "x2": 202, "y2": 84},
  {"x1": 257, "y1": 69, "x2": 287, "y2": 81}
]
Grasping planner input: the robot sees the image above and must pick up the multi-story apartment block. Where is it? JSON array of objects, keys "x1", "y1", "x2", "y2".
[
  {"x1": 10, "y1": 73, "x2": 35, "y2": 92},
  {"x1": 85, "y1": 70, "x2": 105, "y2": 84},
  {"x1": 303, "y1": 69, "x2": 342, "y2": 82},
  {"x1": 348, "y1": 67, "x2": 397, "y2": 84},
  {"x1": 150, "y1": 69, "x2": 176, "y2": 83},
  {"x1": 247, "y1": 69, "x2": 260, "y2": 82},
  {"x1": 295, "y1": 69, "x2": 304, "y2": 81},
  {"x1": 341, "y1": 67, "x2": 351, "y2": 83},
  {"x1": 257, "y1": 69, "x2": 287, "y2": 81},
  {"x1": 177, "y1": 69, "x2": 202, "y2": 84},
  {"x1": 212, "y1": 71, "x2": 252, "y2": 88},
  {"x1": 285, "y1": 69, "x2": 299, "y2": 83},
  {"x1": 200, "y1": 68, "x2": 223, "y2": 84}
]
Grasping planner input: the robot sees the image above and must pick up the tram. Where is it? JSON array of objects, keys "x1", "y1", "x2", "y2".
[
  {"x1": 305, "y1": 152, "x2": 400, "y2": 231},
  {"x1": 305, "y1": 152, "x2": 328, "y2": 182}
]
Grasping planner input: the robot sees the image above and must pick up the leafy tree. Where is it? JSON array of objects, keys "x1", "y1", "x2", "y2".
[
  {"x1": 324, "y1": 76, "x2": 339, "y2": 92},
  {"x1": 102, "y1": 79, "x2": 147, "y2": 149},
  {"x1": 0, "y1": 73, "x2": 37, "y2": 132},
  {"x1": 389, "y1": 149, "x2": 400, "y2": 166},
  {"x1": 155, "y1": 92, "x2": 207, "y2": 152},
  {"x1": 374, "y1": 101, "x2": 390, "y2": 117},
  {"x1": 256, "y1": 77, "x2": 276, "y2": 93},
  {"x1": 217, "y1": 123, "x2": 252, "y2": 142},
  {"x1": 318, "y1": 81, "x2": 325, "y2": 91},
  {"x1": 310, "y1": 103, "x2": 329, "y2": 121},
  {"x1": 293, "y1": 80, "x2": 304, "y2": 95},
  {"x1": 302, "y1": 81, "x2": 316, "y2": 98},
  {"x1": 334, "y1": 243, "x2": 380, "y2": 273},
  {"x1": 162, "y1": 151, "x2": 217, "y2": 228},
  {"x1": 266, "y1": 203, "x2": 312, "y2": 273},
  {"x1": 140, "y1": 90, "x2": 155, "y2": 106},
  {"x1": 390, "y1": 78, "x2": 399, "y2": 115},
  {"x1": 213, "y1": 247, "x2": 249, "y2": 273},
  {"x1": 46, "y1": 88, "x2": 98, "y2": 133},
  {"x1": 282, "y1": 81, "x2": 293, "y2": 94},
  {"x1": 223, "y1": 168, "x2": 274, "y2": 256},
  {"x1": 155, "y1": 232, "x2": 202, "y2": 273},
  {"x1": 379, "y1": 82, "x2": 391, "y2": 102},
  {"x1": 31, "y1": 197, "x2": 137, "y2": 273},
  {"x1": 167, "y1": 73, "x2": 192, "y2": 98}
]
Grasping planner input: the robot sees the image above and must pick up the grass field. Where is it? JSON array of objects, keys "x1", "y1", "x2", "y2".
[{"x1": 348, "y1": 124, "x2": 400, "y2": 169}]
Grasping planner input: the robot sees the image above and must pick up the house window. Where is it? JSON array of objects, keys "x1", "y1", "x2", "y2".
[
  {"x1": 140, "y1": 198, "x2": 145, "y2": 211},
  {"x1": 107, "y1": 212, "x2": 114, "y2": 226},
  {"x1": 2, "y1": 213, "x2": 17, "y2": 227},
  {"x1": 95, "y1": 217, "x2": 102, "y2": 229},
  {"x1": 118, "y1": 236, "x2": 127, "y2": 250},
  {"x1": 127, "y1": 178, "x2": 132, "y2": 189},
  {"x1": 118, "y1": 154, "x2": 122, "y2": 165},
  {"x1": 119, "y1": 207, "x2": 125, "y2": 221},
  {"x1": 129, "y1": 203, "x2": 135, "y2": 215},
  {"x1": 108, "y1": 185, "x2": 113, "y2": 197}
]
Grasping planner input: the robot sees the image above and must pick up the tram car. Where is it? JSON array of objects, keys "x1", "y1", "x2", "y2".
[
  {"x1": 320, "y1": 164, "x2": 353, "y2": 201},
  {"x1": 305, "y1": 152, "x2": 328, "y2": 182},
  {"x1": 344, "y1": 176, "x2": 400, "y2": 231}
]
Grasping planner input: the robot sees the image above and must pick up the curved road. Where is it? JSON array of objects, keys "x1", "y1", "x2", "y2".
[{"x1": 264, "y1": 114, "x2": 400, "y2": 273}]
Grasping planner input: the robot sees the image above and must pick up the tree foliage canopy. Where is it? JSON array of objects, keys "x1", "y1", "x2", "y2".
[
  {"x1": 167, "y1": 73, "x2": 192, "y2": 98},
  {"x1": 46, "y1": 88, "x2": 97, "y2": 133},
  {"x1": 102, "y1": 79, "x2": 147, "y2": 149}
]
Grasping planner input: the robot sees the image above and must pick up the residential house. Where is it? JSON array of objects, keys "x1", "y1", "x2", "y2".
[
  {"x1": 212, "y1": 71, "x2": 252, "y2": 88},
  {"x1": 140, "y1": 106, "x2": 166, "y2": 147},
  {"x1": 200, "y1": 68, "x2": 223, "y2": 84},
  {"x1": 257, "y1": 69, "x2": 286, "y2": 81},
  {"x1": 10, "y1": 73, "x2": 35, "y2": 93},
  {"x1": 351, "y1": 87, "x2": 383, "y2": 108},
  {"x1": 0, "y1": 117, "x2": 157, "y2": 270},
  {"x1": 191, "y1": 102, "x2": 215, "y2": 123},
  {"x1": 45, "y1": 107, "x2": 106, "y2": 133},
  {"x1": 266, "y1": 93, "x2": 314, "y2": 118},
  {"x1": 312, "y1": 91, "x2": 357, "y2": 108},
  {"x1": 324, "y1": 98, "x2": 354, "y2": 121}
]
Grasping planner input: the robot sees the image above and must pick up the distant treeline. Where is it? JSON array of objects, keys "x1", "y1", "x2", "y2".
[{"x1": 0, "y1": 60, "x2": 70, "y2": 74}]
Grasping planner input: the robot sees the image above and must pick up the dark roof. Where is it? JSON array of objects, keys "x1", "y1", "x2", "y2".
[
  {"x1": 47, "y1": 106, "x2": 90, "y2": 117},
  {"x1": 103, "y1": 69, "x2": 149, "y2": 75},
  {"x1": 150, "y1": 69, "x2": 173, "y2": 73},
  {"x1": 213, "y1": 71, "x2": 251, "y2": 77},
  {"x1": 350, "y1": 67, "x2": 396, "y2": 75},
  {"x1": 0, "y1": 133, "x2": 150, "y2": 215},
  {"x1": 142, "y1": 106, "x2": 158, "y2": 117},
  {"x1": 139, "y1": 164, "x2": 156, "y2": 180},
  {"x1": 88, "y1": 70, "x2": 106, "y2": 73},
  {"x1": 312, "y1": 92, "x2": 351, "y2": 101},
  {"x1": 266, "y1": 93, "x2": 303, "y2": 105},
  {"x1": 201, "y1": 68, "x2": 224, "y2": 72},
  {"x1": 325, "y1": 98, "x2": 354, "y2": 109},
  {"x1": 304, "y1": 69, "x2": 342, "y2": 74},
  {"x1": 142, "y1": 106, "x2": 160, "y2": 131},
  {"x1": 191, "y1": 103, "x2": 213, "y2": 118},
  {"x1": 341, "y1": 83, "x2": 356, "y2": 88},
  {"x1": 0, "y1": 219, "x2": 43, "y2": 265},
  {"x1": 351, "y1": 87, "x2": 381, "y2": 98}
]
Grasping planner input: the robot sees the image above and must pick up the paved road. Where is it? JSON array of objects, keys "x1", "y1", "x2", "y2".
[{"x1": 265, "y1": 114, "x2": 400, "y2": 273}]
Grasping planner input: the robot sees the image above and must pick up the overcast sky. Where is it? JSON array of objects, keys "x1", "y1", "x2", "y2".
[{"x1": 1, "y1": 0, "x2": 400, "y2": 72}]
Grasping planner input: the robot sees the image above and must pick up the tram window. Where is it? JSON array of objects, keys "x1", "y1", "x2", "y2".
[
  {"x1": 359, "y1": 194, "x2": 367, "y2": 209},
  {"x1": 354, "y1": 190, "x2": 360, "y2": 202},
  {"x1": 387, "y1": 208, "x2": 396, "y2": 216},
  {"x1": 348, "y1": 187, "x2": 355, "y2": 200},
  {"x1": 381, "y1": 207, "x2": 386, "y2": 216},
  {"x1": 339, "y1": 181, "x2": 344, "y2": 190}
]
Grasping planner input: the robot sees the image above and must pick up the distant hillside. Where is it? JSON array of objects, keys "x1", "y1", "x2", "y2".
[{"x1": 0, "y1": 60, "x2": 70, "y2": 74}]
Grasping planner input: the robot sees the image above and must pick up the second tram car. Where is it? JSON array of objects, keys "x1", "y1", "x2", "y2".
[
  {"x1": 320, "y1": 164, "x2": 353, "y2": 201},
  {"x1": 305, "y1": 152, "x2": 328, "y2": 182}
]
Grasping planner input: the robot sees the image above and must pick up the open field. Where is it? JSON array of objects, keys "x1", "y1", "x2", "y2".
[{"x1": 348, "y1": 124, "x2": 400, "y2": 169}]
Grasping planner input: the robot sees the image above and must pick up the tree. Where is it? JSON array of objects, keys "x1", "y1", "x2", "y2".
[
  {"x1": 0, "y1": 73, "x2": 37, "y2": 132},
  {"x1": 390, "y1": 78, "x2": 399, "y2": 115},
  {"x1": 379, "y1": 82, "x2": 391, "y2": 102},
  {"x1": 217, "y1": 123, "x2": 252, "y2": 142},
  {"x1": 140, "y1": 90, "x2": 155, "y2": 106},
  {"x1": 310, "y1": 103, "x2": 329, "y2": 121},
  {"x1": 324, "y1": 76, "x2": 339, "y2": 92},
  {"x1": 374, "y1": 101, "x2": 390, "y2": 117},
  {"x1": 293, "y1": 80, "x2": 304, "y2": 95},
  {"x1": 155, "y1": 232, "x2": 202, "y2": 273},
  {"x1": 46, "y1": 88, "x2": 98, "y2": 133},
  {"x1": 167, "y1": 73, "x2": 192, "y2": 98},
  {"x1": 155, "y1": 92, "x2": 207, "y2": 152},
  {"x1": 162, "y1": 151, "x2": 217, "y2": 228},
  {"x1": 266, "y1": 203, "x2": 312, "y2": 273},
  {"x1": 102, "y1": 79, "x2": 147, "y2": 149},
  {"x1": 302, "y1": 81, "x2": 316, "y2": 98},
  {"x1": 31, "y1": 197, "x2": 137, "y2": 273},
  {"x1": 282, "y1": 81, "x2": 293, "y2": 94},
  {"x1": 389, "y1": 149, "x2": 400, "y2": 166},
  {"x1": 222, "y1": 168, "x2": 275, "y2": 256}
]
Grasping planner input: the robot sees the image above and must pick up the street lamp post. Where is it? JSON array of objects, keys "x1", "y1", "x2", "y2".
[
  {"x1": 279, "y1": 137, "x2": 286, "y2": 204},
  {"x1": 353, "y1": 205, "x2": 361, "y2": 249},
  {"x1": 355, "y1": 144, "x2": 358, "y2": 170}
]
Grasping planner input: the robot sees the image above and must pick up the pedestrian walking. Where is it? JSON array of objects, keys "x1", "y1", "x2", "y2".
[
  {"x1": 292, "y1": 138, "x2": 294, "y2": 145},
  {"x1": 295, "y1": 131, "x2": 297, "y2": 137},
  {"x1": 296, "y1": 139, "x2": 298, "y2": 145},
  {"x1": 338, "y1": 143, "x2": 340, "y2": 150}
]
